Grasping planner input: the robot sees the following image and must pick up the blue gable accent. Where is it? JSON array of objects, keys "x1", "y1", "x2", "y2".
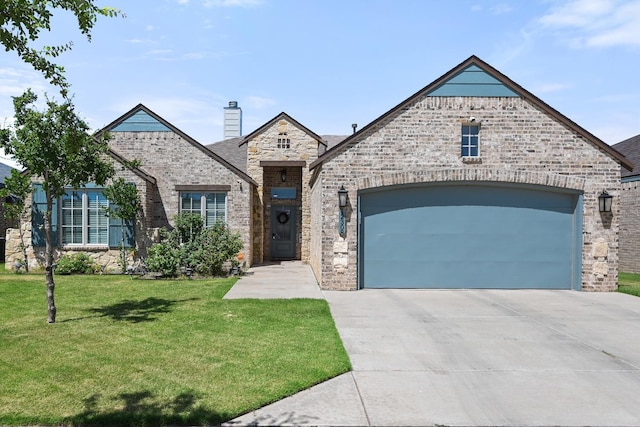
[
  {"x1": 111, "y1": 110, "x2": 171, "y2": 132},
  {"x1": 427, "y1": 65, "x2": 519, "y2": 97}
]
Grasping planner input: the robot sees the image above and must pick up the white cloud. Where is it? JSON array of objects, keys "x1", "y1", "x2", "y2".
[
  {"x1": 244, "y1": 96, "x2": 276, "y2": 110},
  {"x1": 202, "y1": 0, "x2": 263, "y2": 7},
  {"x1": 177, "y1": 0, "x2": 189, "y2": 4},
  {"x1": 538, "y1": 0, "x2": 640, "y2": 48},
  {"x1": 145, "y1": 25, "x2": 156, "y2": 32}
]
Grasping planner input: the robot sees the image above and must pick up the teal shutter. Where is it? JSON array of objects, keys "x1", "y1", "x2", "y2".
[
  {"x1": 31, "y1": 184, "x2": 58, "y2": 246},
  {"x1": 108, "y1": 216, "x2": 135, "y2": 248}
]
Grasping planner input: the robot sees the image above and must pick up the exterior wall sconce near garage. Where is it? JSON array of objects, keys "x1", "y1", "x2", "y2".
[
  {"x1": 338, "y1": 185, "x2": 348, "y2": 237},
  {"x1": 598, "y1": 191, "x2": 613, "y2": 213},
  {"x1": 280, "y1": 169, "x2": 287, "y2": 182}
]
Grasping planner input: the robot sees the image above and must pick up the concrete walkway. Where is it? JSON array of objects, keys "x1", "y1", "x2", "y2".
[
  {"x1": 223, "y1": 261, "x2": 323, "y2": 299},
  {"x1": 226, "y1": 281, "x2": 640, "y2": 426}
]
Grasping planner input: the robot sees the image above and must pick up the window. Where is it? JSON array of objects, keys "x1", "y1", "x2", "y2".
[
  {"x1": 31, "y1": 183, "x2": 135, "y2": 248},
  {"x1": 461, "y1": 124, "x2": 480, "y2": 157},
  {"x1": 277, "y1": 132, "x2": 290, "y2": 149},
  {"x1": 271, "y1": 187, "x2": 297, "y2": 200},
  {"x1": 180, "y1": 192, "x2": 226, "y2": 226},
  {"x1": 61, "y1": 189, "x2": 109, "y2": 245}
]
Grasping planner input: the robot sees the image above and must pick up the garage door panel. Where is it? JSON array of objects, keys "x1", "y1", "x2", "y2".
[{"x1": 359, "y1": 184, "x2": 580, "y2": 289}]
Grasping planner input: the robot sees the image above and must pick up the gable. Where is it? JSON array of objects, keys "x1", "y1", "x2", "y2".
[
  {"x1": 427, "y1": 65, "x2": 518, "y2": 97},
  {"x1": 311, "y1": 55, "x2": 632, "y2": 172},
  {"x1": 241, "y1": 112, "x2": 324, "y2": 146},
  {"x1": 111, "y1": 110, "x2": 171, "y2": 132}
]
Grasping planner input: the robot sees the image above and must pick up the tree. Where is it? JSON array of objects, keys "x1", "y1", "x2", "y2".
[
  {"x1": 0, "y1": 1, "x2": 122, "y2": 96},
  {"x1": 0, "y1": 168, "x2": 31, "y2": 271},
  {"x1": 0, "y1": 89, "x2": 114, "y2": 323},
  {"x1": 103, "y1": 177, "x2": 141, "y2": 273}
]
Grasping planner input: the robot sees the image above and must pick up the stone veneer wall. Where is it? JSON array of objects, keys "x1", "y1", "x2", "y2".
[
  {"x1": 314, "y1": 96, "x2": 621, "y2": 291},
  {"x1": 619, "y1": 180, "x2": 640, "y2": 273},
  {"x1": 108, "y1": 131, "x2": 253, "y2": 264},
  {"x1": 246, "y1": 119, "x2": 320, "y2": 264}
]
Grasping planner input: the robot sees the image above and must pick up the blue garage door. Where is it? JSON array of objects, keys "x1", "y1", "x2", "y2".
[{"x1": 358, "y1": 183, "x2": 582, "y2": 289}]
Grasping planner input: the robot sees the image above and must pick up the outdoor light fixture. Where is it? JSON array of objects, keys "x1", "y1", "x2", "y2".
[
  {"x1": 280, "y1": 169, "x2": 287, "y2": 182},
  {"x1": 338, "y1": 186, "x2": 348, "y2": 237},
  {"x1": 598, "y1": 191, "x2": 613, "y2": 213},
  {"x1": 338, "y1": 185, "x2": 348, "y2": 208}
]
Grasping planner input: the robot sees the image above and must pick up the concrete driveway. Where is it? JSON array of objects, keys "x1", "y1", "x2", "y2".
[{"x1": 228, "y1": 289, "x2": 640, "y2": 426}]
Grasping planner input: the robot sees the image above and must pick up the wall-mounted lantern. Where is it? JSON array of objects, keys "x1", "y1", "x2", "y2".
[
  {"x1": 338, "y1": 186, "x2": 348, "y2": 208},
  {"x1": 598, "y1": 191, "x2": 613, "y2": 213},
  {"x1": 338, "y1": 186, "x2": 348, "y2": 237},
  {"x1": 280, "y1": 169, "x2": 287, "y2": 182}
]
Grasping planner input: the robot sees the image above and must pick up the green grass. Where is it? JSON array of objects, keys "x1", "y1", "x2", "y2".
[
  {"x1": 618, "y1": 272, "x2": 640, "y2": 297},
  {"x1": 0, "y1": 264, "x2": 351, "y2": 426}
]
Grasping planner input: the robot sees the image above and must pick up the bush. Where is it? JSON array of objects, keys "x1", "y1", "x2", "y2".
[
  {"x1": 145, "y1": 213, "x2": 243, "y2": 277},
  {"x1": 188, "y1": 221, "x2": 243, "y2": 276},
  {"x1": 145, "y1": 229, "x2": 180, "y2": 276},
  {"x1": 56, "y1": 253, "x2": 98, "y2": 275}
]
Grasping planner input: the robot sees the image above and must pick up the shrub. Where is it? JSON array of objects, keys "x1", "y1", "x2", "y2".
[
  {"x1": 188, "y1": 221, "x2": 243, "y2": 276},
  {"x1": 145, "y1": 213, "x2": 243, "y2": 277},
  {"x1": 56, "y1": 253, "x2": 98, "y2": 275},
  {"x1": 145, "y1": 229, "x2": 180, "y2": 276}
]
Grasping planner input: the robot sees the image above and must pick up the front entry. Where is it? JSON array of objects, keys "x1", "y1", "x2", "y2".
[{"x1": 270, "y1": 205, "x2": 296, "y2": 260}]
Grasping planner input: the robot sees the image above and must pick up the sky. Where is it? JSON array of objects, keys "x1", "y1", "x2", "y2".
[{"x1": 1, "y1": 0, "x2": 640, "y2": 168}]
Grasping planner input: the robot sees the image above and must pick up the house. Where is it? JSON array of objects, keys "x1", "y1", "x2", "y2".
[
  {"x1": 1, "y1": 162, "x2": 18, "y2": 263},
  {"x1": 4, "y1": 55, "x2": 631, "y2": 291},
  {"x1": 611, "y1": 134, "x2": 640, "y2": 274}
]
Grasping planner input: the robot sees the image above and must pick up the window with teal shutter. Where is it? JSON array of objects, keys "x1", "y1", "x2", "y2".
[{"x1": 32, "y1": 184, "x2": 134, "y2": 247}]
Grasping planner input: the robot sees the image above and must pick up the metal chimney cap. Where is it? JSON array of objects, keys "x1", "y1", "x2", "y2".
[{"x1": 228, "y1": 101, "x2": 238, "y2": 108}]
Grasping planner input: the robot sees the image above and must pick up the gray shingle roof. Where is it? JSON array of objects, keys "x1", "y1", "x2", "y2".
[
  {"x1": 206, "y1": 137, "x2": 247, "y2": 174},
  {"x1": 612, "y1": 134, "x2": 640, "y2": 178},
  {"x1": 206, "y1": 135, "x2": 348, "y2": 174}
]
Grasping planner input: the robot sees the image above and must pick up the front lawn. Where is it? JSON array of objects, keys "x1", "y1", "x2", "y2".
[
  {"x1": 0, "y1": 265, "x2": 351, "y2": 426},
  {"x1": 618, "y1": 272, "x2": 640, "y2": 297}
]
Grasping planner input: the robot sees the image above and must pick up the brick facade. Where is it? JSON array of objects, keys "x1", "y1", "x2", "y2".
[
  {"x1": 5, "y1": 125, "x2": 254, "y2": 272},
  {"x1": 311, "y1": 96, "x2": 622, "y2": 291},
  {"x1": 107, "y1": 131, "x2": 253, "y2": 264}
]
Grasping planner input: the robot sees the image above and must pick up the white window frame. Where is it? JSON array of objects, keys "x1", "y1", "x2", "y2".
[
  {"x1": 61, "y1": 189, "x2": 109, "y2": 246},
  {"x1": 180, "y1": 192, "x2": 227, "y2": 226},
  {"x1": 461, "y1": 123, "x2": 480, "y2": 158}
]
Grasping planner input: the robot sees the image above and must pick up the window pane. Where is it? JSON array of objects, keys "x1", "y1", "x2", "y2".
[
  {"x1": 181, "y1": 193, "x2": 201, "y2": 211},
  {"x1": 470, "y1": 146, "x2": 478, "y2": 156},
  {"x1": 216, "y1": 193, "x2": 226, "y2": 209},
  {"x1": 470, "y1": 125, "x2": 479, "y2": 135}
]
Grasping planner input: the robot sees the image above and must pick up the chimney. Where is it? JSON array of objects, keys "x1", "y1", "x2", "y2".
[{"x1": 223, "y1": 101, "x2": 242, "y2": 139}]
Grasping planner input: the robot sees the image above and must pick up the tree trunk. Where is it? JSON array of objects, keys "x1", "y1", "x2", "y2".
[
  {"x1": 18, "y1": 220, "x2": 29, "y2": 273},
  {"x1": 45, "y1": 191, "x2": 56, "y2": 324}
]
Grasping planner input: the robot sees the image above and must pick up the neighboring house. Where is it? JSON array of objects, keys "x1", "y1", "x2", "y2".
[
  {"x1": 4, "y1": 55, "x2": 632, "y2": 291},
  {"x1": 1, "y1": 162, "x2": 18, "y2": 263},
  {"x1": 612, "y1": 134, "x2": 640, "y2": 273}
]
